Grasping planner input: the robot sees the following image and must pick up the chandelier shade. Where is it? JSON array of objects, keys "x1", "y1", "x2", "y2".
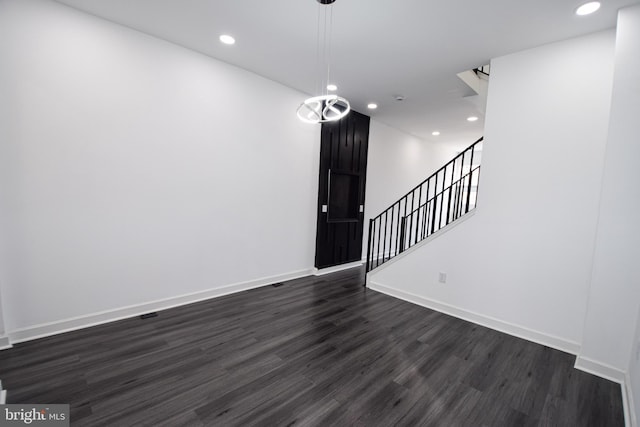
[
  {"x1": 297, "y1": 0, "x2": 349, "y2": 124},
  {"x1": 297, "y1": 95, "x2": 350, "y2": 124}
]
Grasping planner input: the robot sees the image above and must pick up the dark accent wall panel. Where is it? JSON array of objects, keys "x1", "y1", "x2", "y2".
[{"x1": 315, "y1": 111, "x2": 370, "y2": 269}]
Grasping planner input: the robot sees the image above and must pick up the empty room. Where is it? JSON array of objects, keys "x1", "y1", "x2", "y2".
[{"x1": 1, "y1": 0, "x2": 639, "y2": 425}]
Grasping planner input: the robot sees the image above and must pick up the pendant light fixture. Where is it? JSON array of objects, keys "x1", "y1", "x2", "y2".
[{"x1": 296, "y1": 0, "x2": 350, "y2": 124}]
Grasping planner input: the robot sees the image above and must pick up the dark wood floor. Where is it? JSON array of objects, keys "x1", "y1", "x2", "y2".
[{"x1": 0, "y1": 267, "x2": 624, "y2": 426}]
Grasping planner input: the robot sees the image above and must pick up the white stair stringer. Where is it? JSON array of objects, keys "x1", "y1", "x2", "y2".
[{"x1": 366, "y1": 209, "x2": 477, "y2": 286}]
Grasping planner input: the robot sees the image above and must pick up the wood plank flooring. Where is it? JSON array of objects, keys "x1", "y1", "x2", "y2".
[{"x1": 0, "y1": 267, "x2": 624, "y2": 426}]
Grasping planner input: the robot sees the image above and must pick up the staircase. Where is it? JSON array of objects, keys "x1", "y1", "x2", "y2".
[
  {"x1": 366, "y1": 137, "x2": 483, "y2": 272},
  {"x1": 457, "y1": 64, "x2": 490, "y2": 116}
]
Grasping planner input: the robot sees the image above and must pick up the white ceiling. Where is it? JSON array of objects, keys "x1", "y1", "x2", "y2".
[{"x1": 54, "y1": 0, "x2": 639, "y2": 147}]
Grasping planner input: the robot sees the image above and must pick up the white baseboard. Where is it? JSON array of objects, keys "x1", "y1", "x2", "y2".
[
  {"x1": 6, "y1": 268, "x2": 314, "y2": 345},
  {"x1": 368, "y1": 281, "x2": 581, "y2": 355},
  {"x1": 624, "y1": 372, "x2": 637, "y2": 427},
  {"x1": 0, "y1": 335, "x2": 11, "y2": 350},
  {"x1": 574, "y1": 356, "x2": 626, "y2": 384},
  {"x1": 313, "y1": 261, "x2": 362, "y2": 276}
]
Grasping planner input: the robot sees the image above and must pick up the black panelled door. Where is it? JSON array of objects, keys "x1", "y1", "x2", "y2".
[{"x1": 315, "y1": 110, "x2": 370, "y2": 269}]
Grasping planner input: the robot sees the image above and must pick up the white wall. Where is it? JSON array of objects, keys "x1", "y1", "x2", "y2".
[
  {"x1": 631, "y1": 305, "x2": 640, "y2": 426},
  {"x1": 0, "y1": 2, "x2": 8, "y2": 345},
  {"x1": 368, "y1": 30, "x2": 615, "y2": 354},
  {"x1": 0, "y1": 0, "x2": 320, "y2": 336},
  {"x1": 363, "y1": 120, "x2": 456, "y2": 257},
  {"x1": 0, "y1": 290, "x2": 7, "y2": 349},
  {"x1": 578, "y1": 1, "x2": 640, "y2": 411}
]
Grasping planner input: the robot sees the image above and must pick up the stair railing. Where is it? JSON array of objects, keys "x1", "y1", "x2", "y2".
[
  {"x1": 366, "y1": 137, "x2": 483, "y2": 272},
  {"x1": 473, "y1": 65, "x2": 490, "y2": 77}
]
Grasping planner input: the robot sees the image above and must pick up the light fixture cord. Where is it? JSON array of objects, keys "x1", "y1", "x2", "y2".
[
  {"x1": 326, "y1": 4, "x2": 333, "y2": 96},
  {"x1": 316, "y1": 2, "x2": 321, "y2": 97},
  {"x1": 322, "y1": 5, "x2": 328, "y2": 95}
]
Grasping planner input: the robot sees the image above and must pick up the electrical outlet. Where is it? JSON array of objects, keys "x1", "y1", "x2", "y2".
[{"x1": 438, "y1": 272, "x2": 447, "y2": 284}]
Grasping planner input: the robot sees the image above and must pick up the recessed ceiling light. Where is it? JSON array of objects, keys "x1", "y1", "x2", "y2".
[
  {"x1": 467, "y1": 116, "x2": 479, "y2": 122},
  {"x1": 576, "y1": 2, "x2": 600, "y2": 15},
  {"x1": 432, "y1": 131, "x2": 441, "y2": 136},
  {"x1": 327, "y1": 84, "x2": 338, "y2": 91},
  {"x1": 219, "y1": 34, "x2": 236, "y2": 45},
  {"x1": 367, "y1": 103, "x2": 378, "y2": 110}
]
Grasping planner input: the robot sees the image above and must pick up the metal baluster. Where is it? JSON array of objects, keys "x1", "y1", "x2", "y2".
[
  {"x1": 390, "y1": 203, "x2": 396, "y2": 258},
  {"x1": 376, "y1": 216, "x2": 382, "y2": 267},
  {"x1": 446, "y1": 160, "x2": 455, "y2": 225},
  {"x1": 431, "y1": 173, "x2": 438, "y2": 234},
  {"x1": 421, "y1": 179, "x2": 430, "y2": 239},
  {"x1": 438, "y1": 169, "x2": 445, "y2": 230},
  {"x1": 403, "y1": 196, "x2": 408, "y2": 247},
  {"x1": 457, "y1": 151, "x2": 466, "y2": 218},
  {"x1": 399, "y1": 217, "x2": 406, "y2": 253},
  {"x1": 418, "y1": 187, "x2": 422, "y2": 239},
  {"x1": 396, "y1": 199, "x2": 402, "y2": 253},
  {"x1": 382, "y1": 210, "x2": 388, "y2": 263},
  {"x1": 366, "y1": 219, "x2": 374, "y2": 272},
  {"x1": 466, "y1": 145, "x2": 476, "y2": 213},
  {"x1": 407, "y1": 190, "x2": 415, "y2": 248}
]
